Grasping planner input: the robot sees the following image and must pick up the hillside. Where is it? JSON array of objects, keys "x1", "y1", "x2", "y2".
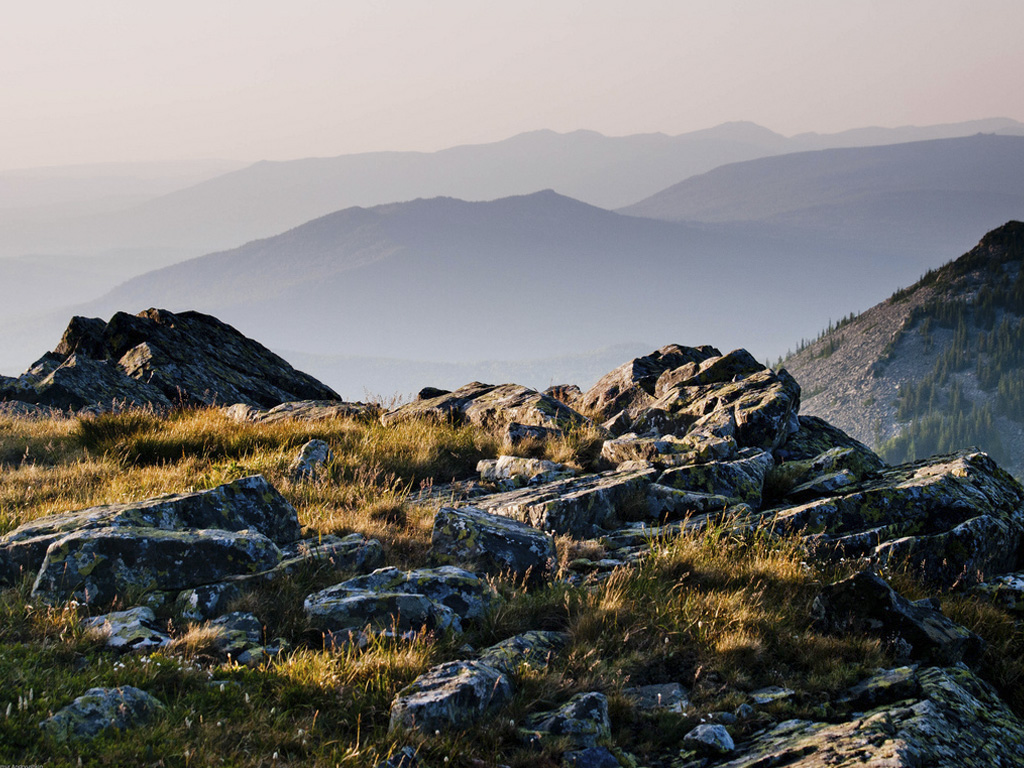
[
  {"x1": 784, "y1": 221, "x2": 1024, "y2": 477},
  {"x1": 621, "y1": 135, "x2": 1024, "y2": 255}
]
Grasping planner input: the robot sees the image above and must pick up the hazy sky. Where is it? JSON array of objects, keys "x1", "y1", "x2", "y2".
[{"x1": 3, "y1": 0, "x2": 1022, "y2": 170}]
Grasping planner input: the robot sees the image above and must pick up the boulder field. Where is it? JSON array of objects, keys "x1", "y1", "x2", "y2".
[{"x1": 4, "y1": 337, "x2": 1024, "y2": 764}]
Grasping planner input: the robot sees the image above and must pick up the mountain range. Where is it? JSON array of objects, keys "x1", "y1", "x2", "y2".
[{"x1": 2, "y1": 124, "x2": 1023, "y2": 397}]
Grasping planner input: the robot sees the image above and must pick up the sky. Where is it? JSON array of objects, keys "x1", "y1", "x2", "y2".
[{"x1": 2, "y1": 0, "x2": 1023, "y2": 170}]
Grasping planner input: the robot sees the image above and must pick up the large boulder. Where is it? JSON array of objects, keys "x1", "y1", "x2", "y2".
[
  {"x1": 304, "y1": 566, "x2": 493, "y2": 636},
  {"x1": 381, "y1": 381, "x2": 586, "y2": 433},
  {"x1": 432, "y1": 506, "x2": 558, "y2": 582},
  {"x1": 0, "y1": 475, "x2": 301, "y2": 584},
  {"x1": 31, "y1": 526, "x2": 283, "y2": 605},
  {"x1": 39, "y1": 686, "x2": 164, "y2": 742},
  {"x1": 388, "y1": 660, "x2": 513, "y2": 733},
  {"x1": 389, "y1": 631, "x2": 565, "y2": 734},
  {"x1": 0, "y1": 308, "x2": 339, "y2": 411},
  {"x1": 812, "y1": 571, "x2": 983, "y2": 665}
]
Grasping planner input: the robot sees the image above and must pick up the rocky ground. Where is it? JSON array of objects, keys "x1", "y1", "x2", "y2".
[{"x1": 1, "y1": 318, "x2": 1024, "y2": 766}]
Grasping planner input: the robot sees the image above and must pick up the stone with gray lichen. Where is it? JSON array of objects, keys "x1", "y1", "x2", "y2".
[
  {"x1": 39, "y1": 686, "x2": 164, "y2": 742},
  {"x1": 288, "y1": 438, "x2": 332, "y2": 481},
  {"x1": 81, "y1": 607, "x2": 169, "y2": 652},
  {"x1": 523, "y1": 691, "x2": 611, "y2": 749},
  {"x1": 474, "y1": 467, "x2": 657, "y2": 537},
  {"x1": 432, "y1": 506, "x2": 557, "y2": 582}
]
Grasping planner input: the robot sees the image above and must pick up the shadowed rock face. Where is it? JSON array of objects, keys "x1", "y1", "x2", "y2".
[{"x1": 0, "y1": 308, "x2": 339, "y2": 411}]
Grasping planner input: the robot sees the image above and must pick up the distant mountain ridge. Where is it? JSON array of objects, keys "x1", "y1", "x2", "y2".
[
  {"x1": 621, "y1": 134, "x2": 1024, "y2": 254},
  {"x1": 784, "y1": 221, "x2": 1024, "y2": 478}
]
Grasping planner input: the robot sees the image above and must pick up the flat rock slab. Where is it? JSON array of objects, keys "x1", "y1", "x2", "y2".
[
  {"x1": 475, "y1": 467, "x2": 658, "y2": 537},
  {"x1": 432, "y1": 506, "x2": 557, "y2": 582},
  {"x1": 0, "y1": 474, "x2": 300, "y2": 585},
  {"x1": 39, "y1": 686, "x2": 163, "y2": 742},
  {"x1": 658, "y1": 450, "x2": 774, "y2": 508},
  {"x1": 32, "y1": 526, "x2": 282, "y2": 605}
]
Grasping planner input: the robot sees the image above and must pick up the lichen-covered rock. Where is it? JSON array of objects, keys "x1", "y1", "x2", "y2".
[
  {"x1": 632, "y1": 363, "x2": 800, "y2": 452},
  {"x1": 523, "y1": 691, "x2": 611, "y2": 749},
  {"x1": 389, "y1": 660, "x2": 513, "y2": 733},
  {"x1": 501, "y1": 421, "x2": 563, "y2": 446},
  {"x1": 812, "y1": 571, "x2": 983, "y2": 665},
  {"x1": 225, "y1": 400, "x2": 376, "y2": 424},
  {"x1": 678, "y1": 666, "x2": 1024, "y2": 768},
  {"x1": 477, "y1": 455, "x2": 572, "y2": 488},
  {"x1": 0, "y1": 475, "x2": 301, "y2": 585},
  {"x1": 303, "y1": 565, "x2": 490, "y2": 636},
  {"x1": 305, "y1": 590, "x2": 458, "y2": 635},
  {"x1": 332, "y1": 566, "x2": 494, "y2": 625},
  {"x1": 658, "y1": 450, "x2": 774, "y2": 508},
  {"x1": 767, "y1": 446, "x2": 884, "y2": 502},
  {"x1": 39, "y1": 686, "x2": 164, "y2": 742},
  {"x1": 600, "y1": 433, "x2": 715, "y2": 467},
  {"x1": 780, "y1": 415, "x2": 886, "y2": 467},
  {"x1": 432, "y1": 506, "x2": 558, "y2": 582},
  {"x1": 381, "y1": 381, "x2": 586, "y2": 432},
  {"x1": 476, "y1": 630, "x2": 567, "y2": 675},
  {"x1": 81, "y1": 607, "x2": 170, "y2": 651},
  {"x1": 288, "y1": 438, "x2": 332, "y2": 481},
  {"x1": 580, "y1": 344, "x2": 719, "y2": 421},
  {"x1": 655, "y1": 348, "x2": 765, "y2": 394},
  {"x1": 645, "y1": 485, "x2": 735, "y2": 519},
  {"x1": 32, "y1": 525, "x2": 282, "y2": 605},
  {"x1": 388, "y1": 630, "x2": 565, "y2": 734},
  {"x1": 682, "y1": 723, "x2": 735, "y2": 755},
  {"x1": 475, "y1": 467, "x2": 657, "y2": 537},
  {"x1": 276, "y1": 533, "x2": 386, "y2": 575},
  {"x1": 562, "y1": 746, "x2": 621, "y2": 768},
  {"x1": 4, "y1": 309, "x2": 339, "y2": 411},
  {"x1": 544, "y1": 384, "x2": 584, "y2": 409},
  {"x1": 175, "y1": 582, "x2": 245, "y2": 622},
  {"x1": 769, "y1": 451, "x2": 1024, "y2": 586},
  {"x1": 203, "y1": 612, "x2": 285, "y2": 665}
]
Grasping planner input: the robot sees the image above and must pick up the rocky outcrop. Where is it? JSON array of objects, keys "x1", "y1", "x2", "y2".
[
  {"x1": 381, "y1": 381, "x2": 587, "y2": 433},
  {"x1": 39, "y1": 686, "x2": 164, "y2": 742},
  {"x1": 0, "y1": 308, "x2": 339, "y2": 411},
  {"x1": 678, "y1": 666, "x2": 1024, "y2": 767},
  {"x1": 81, "y1": 607, "x2": 170, "y2": 652},
  {"x1": 580, "y1": 344, "x2": 719, "y2": 421},
  {"x1": 767, "y1": 450, "x2": 1024, "y2": 586}
]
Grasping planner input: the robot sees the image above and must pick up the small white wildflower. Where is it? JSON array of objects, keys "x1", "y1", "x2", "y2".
[
  {"x1": 5, "y1": 702, "x2": 10, "y2": 718},
  {"x1": 220, "y1": 683, "x2": 225, "y2": 693},
  {"x1": 217, "y1": 720, "x2": 223, "y2": 727},
  {"x1": 244, "y1": 692, "x2": 250, "y2": 704}
]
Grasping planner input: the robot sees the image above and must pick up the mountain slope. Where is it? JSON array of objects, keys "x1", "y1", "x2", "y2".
[
  {"x1": 784, "y1": 221, "x2": 1024, "y2": 477},
  {"x1": 621, "y1": 135, "x2": 1024, "y2": 254}
]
